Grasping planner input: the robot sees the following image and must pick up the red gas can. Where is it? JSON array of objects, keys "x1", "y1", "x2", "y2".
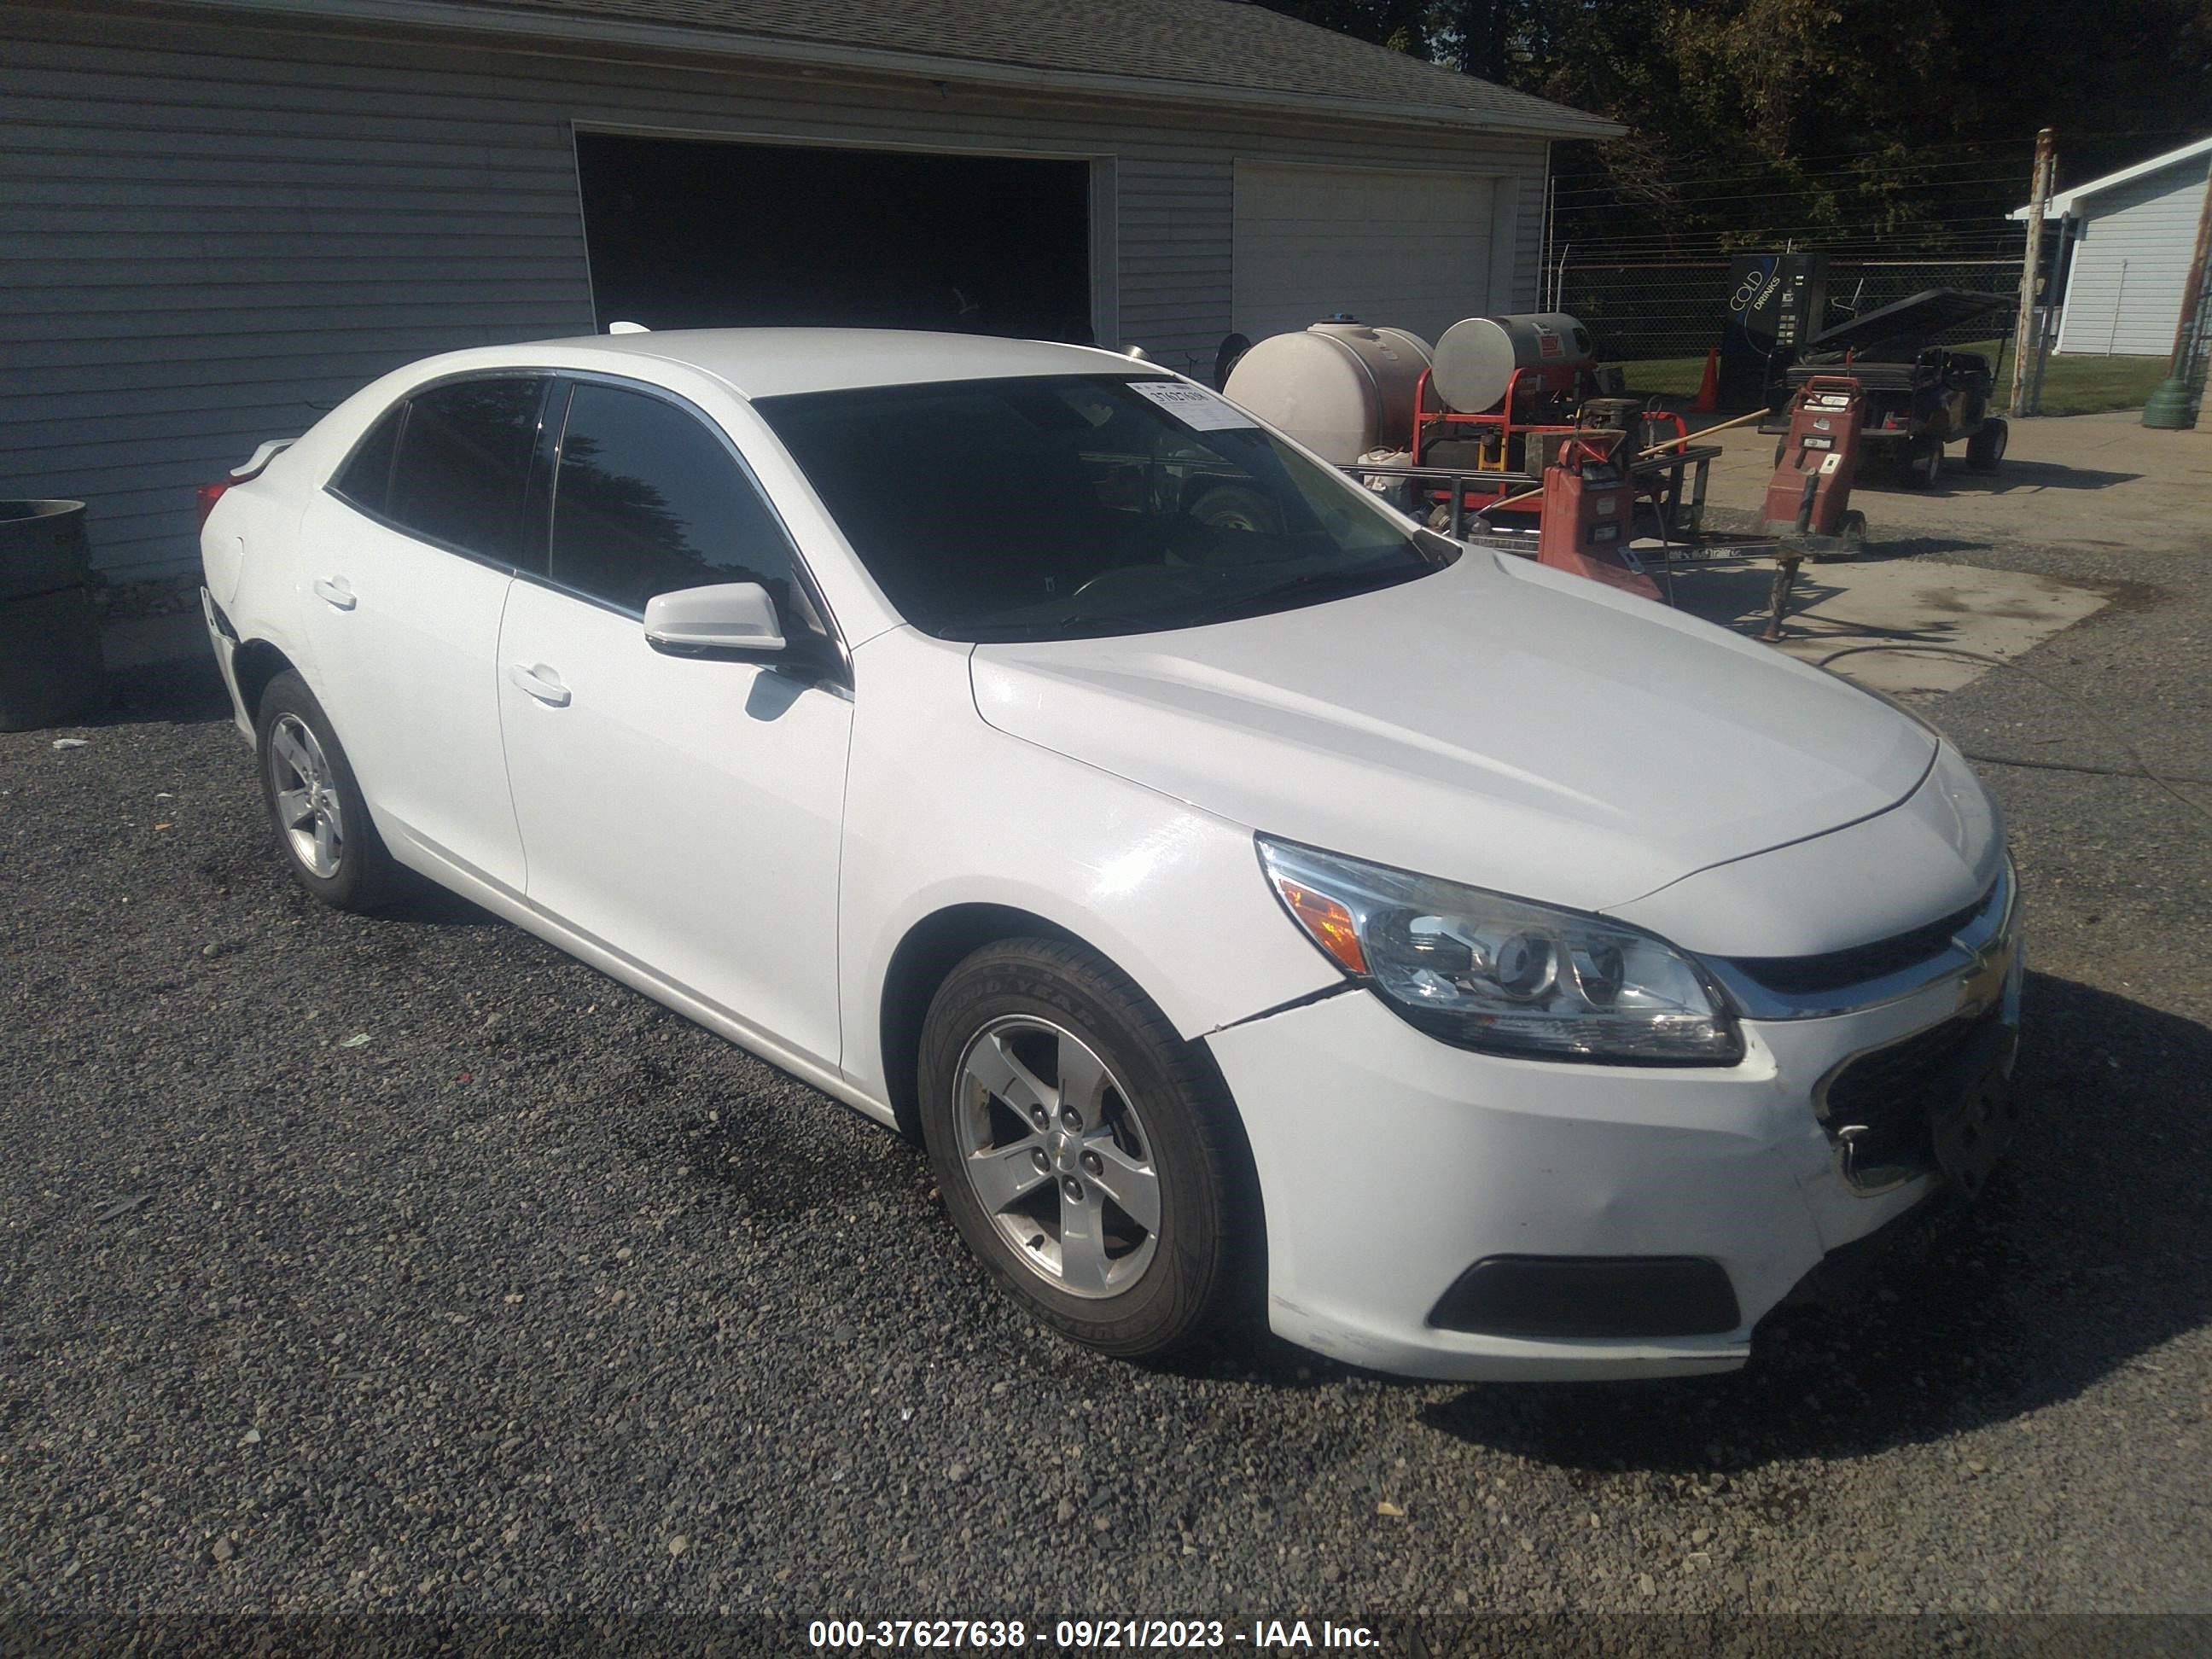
[{"x1": 1537, "y1": 430, "x2": 1661, "y2": 601}]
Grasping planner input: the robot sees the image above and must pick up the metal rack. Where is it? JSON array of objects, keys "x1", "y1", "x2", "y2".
[{"x1": 1344, "y1": 442, "x2": 1724, "y2": 544}]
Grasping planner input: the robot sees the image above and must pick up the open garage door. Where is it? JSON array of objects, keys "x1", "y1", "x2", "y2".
[
  {"x1": 577, "y1": 132, "x2": 1096, "y2": 342},
  {"x1": 1233, "y1": 162, "x2": 1497, "y2": 346}
]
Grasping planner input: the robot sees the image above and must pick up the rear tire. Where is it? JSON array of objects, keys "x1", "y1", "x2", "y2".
[
  {"x1": 1966, "y1": 417, "x2": 2008, "y2": 472},
  {"x1": 254, "y1": 669, "x2": 401, "y2": 912},
  {"x1": 917, "y1": 938, "x2": 1255, "y2": 1359}
]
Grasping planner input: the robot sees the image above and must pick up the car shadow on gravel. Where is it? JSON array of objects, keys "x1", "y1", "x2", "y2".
[{"x1": 1419, "y1": 969, "x2": 2212, "y2": 1472}]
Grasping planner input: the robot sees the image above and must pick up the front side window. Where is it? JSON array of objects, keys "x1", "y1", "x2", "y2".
[
  {"x1": 384, "y1": 377, "x2": 546, "y2": 565},
  {"x1": 754, "y1": 375, "x2": 1451, "y2": 642},
  {"x1": 548, "y1": 382, "x2": 814, "y2": 630}
]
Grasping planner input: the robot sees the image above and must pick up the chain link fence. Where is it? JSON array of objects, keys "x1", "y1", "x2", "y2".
[{"x1": 1554, "y1": 258, "x2": 2023, "y2": 361}]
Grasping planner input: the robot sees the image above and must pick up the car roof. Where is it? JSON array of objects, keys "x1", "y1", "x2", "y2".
[{"x1": 416, "y1": 328, "x2": 1150, "y2": 401}]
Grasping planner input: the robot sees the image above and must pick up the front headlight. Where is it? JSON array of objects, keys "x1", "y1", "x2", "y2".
[{"x1": 1258, "y1": 836, "x2": 1741, "y2": 1065}]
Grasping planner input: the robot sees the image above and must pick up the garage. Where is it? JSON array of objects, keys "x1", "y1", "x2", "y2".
[
  {"x1": 1233, "y1": 161, "x2": 1506, "y2": 345},
  {"x1": 2, "y1": 0, "x2": 1617, "y2": 580},
  {"x1": 576, "y1": 131, "x2": 1097, "y2": 342}
]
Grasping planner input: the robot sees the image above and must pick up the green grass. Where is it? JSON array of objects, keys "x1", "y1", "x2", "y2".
[{"x1": 1609, "y1": 339, "x2": 2171, "y2": 416}]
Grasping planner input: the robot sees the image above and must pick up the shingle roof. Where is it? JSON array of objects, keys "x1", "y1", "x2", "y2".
[{"x1": 261, "y1": 0, "x2": 1620, "y2": 136}]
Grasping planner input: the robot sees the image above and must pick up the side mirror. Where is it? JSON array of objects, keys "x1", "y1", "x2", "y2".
[{"x1": 643, "y1": 582, "x2": 785, "y2": 658}]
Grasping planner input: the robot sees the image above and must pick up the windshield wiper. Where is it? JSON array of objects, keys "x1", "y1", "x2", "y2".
[{"x1": 1185, "y1": 562, "x2": 1428, "y2": 627}]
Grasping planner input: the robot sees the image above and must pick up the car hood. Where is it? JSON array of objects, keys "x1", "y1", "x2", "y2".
[{"x1": 968, "y1": 552, "x2": 1936, "y2": 915}]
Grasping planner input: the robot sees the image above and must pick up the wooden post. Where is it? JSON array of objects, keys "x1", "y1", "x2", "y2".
[
  {"x1": 2029, "y1": 212, "x2": 2070, "y2": 410},
  {"x1": 2011, "y1": 128, "x2": 2057, "y2": 416}
]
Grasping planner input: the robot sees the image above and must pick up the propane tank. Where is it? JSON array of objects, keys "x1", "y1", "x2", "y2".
[
  {"x1": 1221, "y1": 318, "x2": 1435, "y2": 463},
  {"x1": 1431, "y1": 313, "x2": 1596, "y2": 414}
]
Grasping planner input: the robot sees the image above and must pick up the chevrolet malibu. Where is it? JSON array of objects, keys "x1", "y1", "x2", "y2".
[{"x1": 198, "y1": 329, "x2": 2022, "y2": 1380}]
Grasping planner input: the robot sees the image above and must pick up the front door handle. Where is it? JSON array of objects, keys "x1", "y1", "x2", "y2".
[
  {"x1": 509, "y1": 662, "x2": 572, "y2": 707},
  {"x1": 311, "y1": 576, "x2": 356, "y2": 611}
]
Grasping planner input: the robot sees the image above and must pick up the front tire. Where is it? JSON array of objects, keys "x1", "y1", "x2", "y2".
[
  {"x1": 917, "y1": 939, "x2": 1254, "y2": 1358},
  {"x1": 255, "y1": 669, "x2": 400, "y2": 911},
  {"x1": 1966, "y1": 417, "x2": 2008, "y2": 472},
  {"x1": 1901, "y1": 436, "x2": 1944, "y2": 490}
]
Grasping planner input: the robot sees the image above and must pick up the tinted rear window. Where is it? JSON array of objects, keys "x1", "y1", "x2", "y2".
[{"x1": 384, "y1": 378, "x2": 546, "y2": 565}]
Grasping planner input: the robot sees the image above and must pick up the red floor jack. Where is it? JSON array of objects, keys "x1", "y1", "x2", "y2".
[
  {"x1": 1537, "y1": 430, "x2": 1662, "y2": 601},
  {"x1": 1758, "y1": 374, "x2": 1871, "y2": 638}
]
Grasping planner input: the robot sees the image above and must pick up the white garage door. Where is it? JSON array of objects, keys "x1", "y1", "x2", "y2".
[{"x1": 1233, "y1": 162, "x2": 1497, "y2": 346}]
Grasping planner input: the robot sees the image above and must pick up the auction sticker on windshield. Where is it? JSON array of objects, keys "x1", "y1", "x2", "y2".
[{"x1": 1127, "y1": 379, "x2": 1259, "y2": 430}]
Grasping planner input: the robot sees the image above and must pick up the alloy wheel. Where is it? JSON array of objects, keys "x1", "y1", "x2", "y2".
[
  {"x1": 267, "y1": 713, "x2": 345, "y2": 878},
  {"x1": 953, "y1": 1016, "x2": 1161, "y2": 1299}
]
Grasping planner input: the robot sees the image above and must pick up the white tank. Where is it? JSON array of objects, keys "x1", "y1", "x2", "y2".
[
  {"x1": 1221, "y1": 320, "x2": 1435, "y2": 463},
  {"x1": 1430, "y1": 312, "x2": 1596, "y2": 414}
]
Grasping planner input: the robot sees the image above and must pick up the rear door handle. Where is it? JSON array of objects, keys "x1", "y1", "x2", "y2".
[
  {"x1": 509, "y1": 662, "x2": 571, "y2": 707},
  {"x1": 311, "y1": 576, "x2": 356, "y2": 611}
]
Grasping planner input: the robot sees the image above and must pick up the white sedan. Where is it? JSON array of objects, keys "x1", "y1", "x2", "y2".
[{"x1": 199, "y1": 329, "x2": 2021, "y2": 1380}]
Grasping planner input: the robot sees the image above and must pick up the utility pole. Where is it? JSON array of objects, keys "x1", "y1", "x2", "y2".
[{"x1": 2011, "y1": 127, "x2": 2057, "y2": 416}]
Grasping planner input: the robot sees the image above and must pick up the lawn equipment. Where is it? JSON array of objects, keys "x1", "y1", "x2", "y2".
[
  {"x1": 1537, "y1": 428, "x2": 1662, "y2": 600},
  {"x1": 1408, "y1": 314, "x2": 1692, "y2": 530},
  {"x1": 1761, "y1": 374, "x2": 1869, "y2": 557},
  {"x1": 1220, "y1": 313, "x2": 1713, "y2": 542},
  {"x1": 1767, "y1": 288, "x2": 2012, "y2": 488}
]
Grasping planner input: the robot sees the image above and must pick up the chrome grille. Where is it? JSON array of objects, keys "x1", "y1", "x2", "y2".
[{"x1": 1703, "y1": 859, "x2": 2014, "y2": 1022}]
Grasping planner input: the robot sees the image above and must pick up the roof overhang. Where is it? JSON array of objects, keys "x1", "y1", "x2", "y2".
[
  {"x1": 2011, "y1": 134, "x2": 2212, "y2": 219},
  {"x1": 163, "y1": 0, "x2": 1627, "y2": 139}
]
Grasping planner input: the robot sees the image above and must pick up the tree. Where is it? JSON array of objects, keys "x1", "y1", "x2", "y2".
[{"x1": 1255, "y1": 0, "x2": 2212, "y2": 256}]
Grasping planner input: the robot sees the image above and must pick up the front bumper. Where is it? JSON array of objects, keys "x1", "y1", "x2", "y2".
[{"x1": 1206, "y1": 932, "x2": 2021, "y2": 1382}]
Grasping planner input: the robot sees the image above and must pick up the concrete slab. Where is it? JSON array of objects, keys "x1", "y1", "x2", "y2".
[
  {"x1": 1663, "y1": 551, "x2": 2116, "y2": 696},
  {"x1": 1686, "y1": 409, "x2": 2212, "y2": 558},
  {"x1": 1641, "y1": 406, "x2": 2193, "y2": 698}
]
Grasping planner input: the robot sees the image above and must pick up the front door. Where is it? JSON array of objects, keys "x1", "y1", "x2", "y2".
[{"x1": 495, "y1": 379, "x2": 852, "y2": 1073}]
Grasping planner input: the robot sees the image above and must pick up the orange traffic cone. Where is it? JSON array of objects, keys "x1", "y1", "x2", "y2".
[{"x1": 1692, "y1": 347, "x2": 1720, "y2": 413}]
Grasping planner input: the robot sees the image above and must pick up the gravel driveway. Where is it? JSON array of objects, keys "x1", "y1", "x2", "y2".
[{"x1": 5, "y1": 527, "x2": 2209, "y2": 1643}]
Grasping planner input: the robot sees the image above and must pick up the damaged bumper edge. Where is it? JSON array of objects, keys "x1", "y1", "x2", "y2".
[
  {"x1": 1203, "y1": 979, "x2": 1957, "y2": 1382},
  {"x1": 201, "y1": 587, "x2": 253, "y2": 740}
]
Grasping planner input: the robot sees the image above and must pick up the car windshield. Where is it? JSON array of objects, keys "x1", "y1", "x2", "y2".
[{"x1": 753, "y1": 375, "x2": 1453, "y2": 642}]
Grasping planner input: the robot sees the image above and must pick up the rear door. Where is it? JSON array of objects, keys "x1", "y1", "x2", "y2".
[
  {"x1": 495, "y1": 377, "x2": 852, "y2": 1074},
  {"x1": 295, "y1": 375, "x2": 550, "y2": 893}
]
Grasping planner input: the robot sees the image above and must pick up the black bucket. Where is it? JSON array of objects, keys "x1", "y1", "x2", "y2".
[{"x1": 0, "y1": 500, "x2": 108, "y2": 731}]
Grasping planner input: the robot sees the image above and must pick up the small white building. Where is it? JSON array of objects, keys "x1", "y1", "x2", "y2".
[{"x1": 2012, "y1": 136, "x2": 2212, "y2": 358}]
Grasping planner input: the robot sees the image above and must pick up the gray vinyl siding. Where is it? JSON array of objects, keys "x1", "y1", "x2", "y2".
[
  {"x1": 0, "y1": 3, "x2": 1549, "y2": 580},
  {"x1": 2054, "y1": 159, "x2": 2212, "y2": 358}
]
